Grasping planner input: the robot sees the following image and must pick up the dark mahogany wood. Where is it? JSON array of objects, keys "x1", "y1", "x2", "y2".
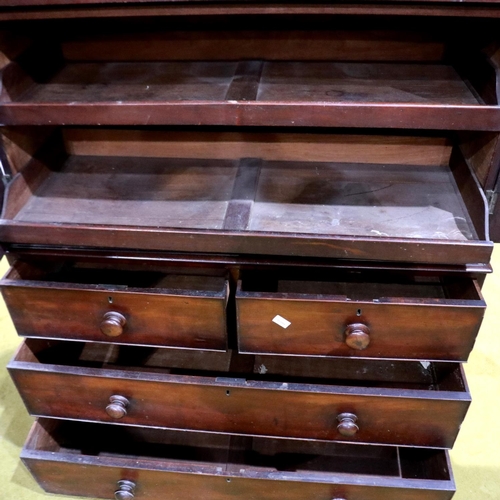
[
  {"x1": 0, "y1": 261, "x2": 228, "y2": 350},
  {"x1": 1, "y1": 2, "x2": 500, "y2": 21},
  {"x1": 236, "y1": 269, "x2": 486, "y2": 362},
  {"x1": 9, "y1": 339, "x2": 471, "y2": 448},
  {"x1": 22, "y1": 419, "x2": 455, "y2": 500},
  {"x1": 2, "y1": 100, "x2": 500, "y2": 131}
]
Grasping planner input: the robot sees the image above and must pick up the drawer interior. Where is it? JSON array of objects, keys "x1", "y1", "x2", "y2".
[
  {"x1": 25, "y1": 418, "x2": 452, "y2": 481},
  {"x1": 3, "y1": 259, "x2": 228, "y2": 294},
  {"x1": 239, "y1": 267, "x2": 482, "y2": 302},
  {"x1": 16, "y1": 338, "x2": 468, "y2": 392},
  {"x1": 0, "y1": 128, "x2": 489, "y2": 254}
]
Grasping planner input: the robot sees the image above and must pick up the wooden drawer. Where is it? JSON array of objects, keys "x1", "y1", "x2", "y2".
[
  {"x1": 236, "y1": 269, "x2": 485, "y2": 361},
  {"x1": 9, "y1": 339, "x2": 471, "y2": 448},
  {"x1": 0, "y1": 128, "x2": 492, "y2": 265},
  {"x1": 0, "y1": 261, "x2": 228, "y2": 350},
  {"x1": 22, "y1": 419, "x2": 455, "y2": 500}
]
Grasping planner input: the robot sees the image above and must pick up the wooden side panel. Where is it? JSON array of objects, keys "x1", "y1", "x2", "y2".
[
  {"x1": 9, "y1": 367, "x2": 469, "y2": 448},
  {"x1": 459, "y1": 131, "x2": 500, "y2": 243},
  {"x1": 236, "y1": 295, "x2": 485, "y2": 361},
  {"x1": 0, "y1": 127, "x2": 55, "y2": 176},
  {"x1": 0, "y1": 31, "x2": 31, "y2": 69},
  {"x1": 458, "y1": 132, "x2": 500, "y2": 190},
  {"x1": 1, "y1": 283, "x2": 228, "y2": 350}
]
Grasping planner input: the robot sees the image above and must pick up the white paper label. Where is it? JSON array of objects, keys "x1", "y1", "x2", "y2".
[{"x1": 272, "y1": 315, "x2": 291, "y2": 329}]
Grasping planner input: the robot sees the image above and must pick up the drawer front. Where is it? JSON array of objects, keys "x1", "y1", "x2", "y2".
[
  {"x1": 22, "y1": 420, "x2": 455, "y2": 500},
  {"x1": 1, "y1": 278, "x2": 228, "y2": 350},
  {"x1": 236, "y1": 281, "x2": 485, "y2": 360},
  {"x1": 10, "y1": 357, "x2": 470, "y2": 448},
  {"x1": 23, "y1": 460, "x2": 454, "y2": 500}
]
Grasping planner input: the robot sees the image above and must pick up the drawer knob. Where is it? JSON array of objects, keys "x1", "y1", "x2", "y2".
[
  {"x1": 115, "y1": 480, "x2": 135, "y2": 500},
  {"x1": 344, "y1": 323, "x2": 370, "y2": 350},
  {"x1": 106, "y1": 395, "x2": 129, "y2": 419},
  {"x1": 101, "y1": 311, "x2": 127, "y2": 337},
  {"x1": 337, "y1": 412, "x2": 359, "y2": 437}
]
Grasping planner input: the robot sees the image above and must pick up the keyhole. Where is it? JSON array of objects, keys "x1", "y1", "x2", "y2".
[
  {"x1": 356, "y1": 309, "x2": 362, "y2": 316},
  {"x1": 108, "y1": 296, "x2": 113, "y2": 304},
  {"x1": 226, "y1": 390, "x2": 231, "y2": 396}
]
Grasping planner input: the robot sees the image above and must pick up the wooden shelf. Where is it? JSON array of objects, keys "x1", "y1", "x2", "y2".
[
  {"x1": 2, "y1": 59, "x2": 499, "y2": 129},
  {"x1": 1, "y1": 25, "x2": 499, "y2": 129},
  {"x1": 0, "y1": 129, "x2": 492, "y2": 264}
]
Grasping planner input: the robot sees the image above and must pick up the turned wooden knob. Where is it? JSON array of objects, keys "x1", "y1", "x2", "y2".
[
  {"x1": 337, "y1": 413, "x2": 359, "y2": 437},
  {"x1": 106, "y1": 395, "x2": 129, "y2": 419},
  {"x1": 114, "y1": 480, "x2": 135, "y2": 500},
  {"x1": 344, "y1": 323, "x2": 370, "y2": 350},
  {"x1": 100, "y1": 311, "x2": 127, "y2": 337}
]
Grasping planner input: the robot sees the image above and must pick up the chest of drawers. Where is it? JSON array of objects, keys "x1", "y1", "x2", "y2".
[{"x1": 1, "y1": 1, "x2": 500, "y2": 499}]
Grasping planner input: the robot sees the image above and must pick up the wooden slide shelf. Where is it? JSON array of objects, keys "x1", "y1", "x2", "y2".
[
  {"x1": 1, "y1": 59, "x2": 499, "y2": 130},
  {"x1": 0, "y1": 129, "x2": 492, "y2": 264},
  {"x1": 1, "y1": 28, "x2": 499, "y2": 130}
]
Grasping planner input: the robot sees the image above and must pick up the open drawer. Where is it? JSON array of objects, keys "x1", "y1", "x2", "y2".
[
  {"x1": 236, "y1": 268, "x2": 486, "y2": 361},
  {"x1": 0, "y1": 260, "x2": 228, "y2": 350},
  {"x1": 22, "y1": 419, "x2": 456, "y2": 500},
  {"x1": 0, "y1": 18, "x2": 499, "y2": 131},
  {"x1": 9, "y1": 339, "x2": 471, "y2": 448},
  {"x1": 0, "y1": 128, "x2": 493, "y2": 264}
]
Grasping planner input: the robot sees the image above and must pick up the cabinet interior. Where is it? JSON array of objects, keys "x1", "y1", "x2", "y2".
[
  {"x1": 239, "y1": 268, "x2": 482, "y2": 302},
  {"x1": 1, "y1": 16, "x2": 498, "y2": 116}
]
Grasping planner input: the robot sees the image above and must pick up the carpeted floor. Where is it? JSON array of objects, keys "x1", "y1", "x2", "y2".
[{"x1": 1, "y1": 250, "x2": 499, "y2": 500}]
